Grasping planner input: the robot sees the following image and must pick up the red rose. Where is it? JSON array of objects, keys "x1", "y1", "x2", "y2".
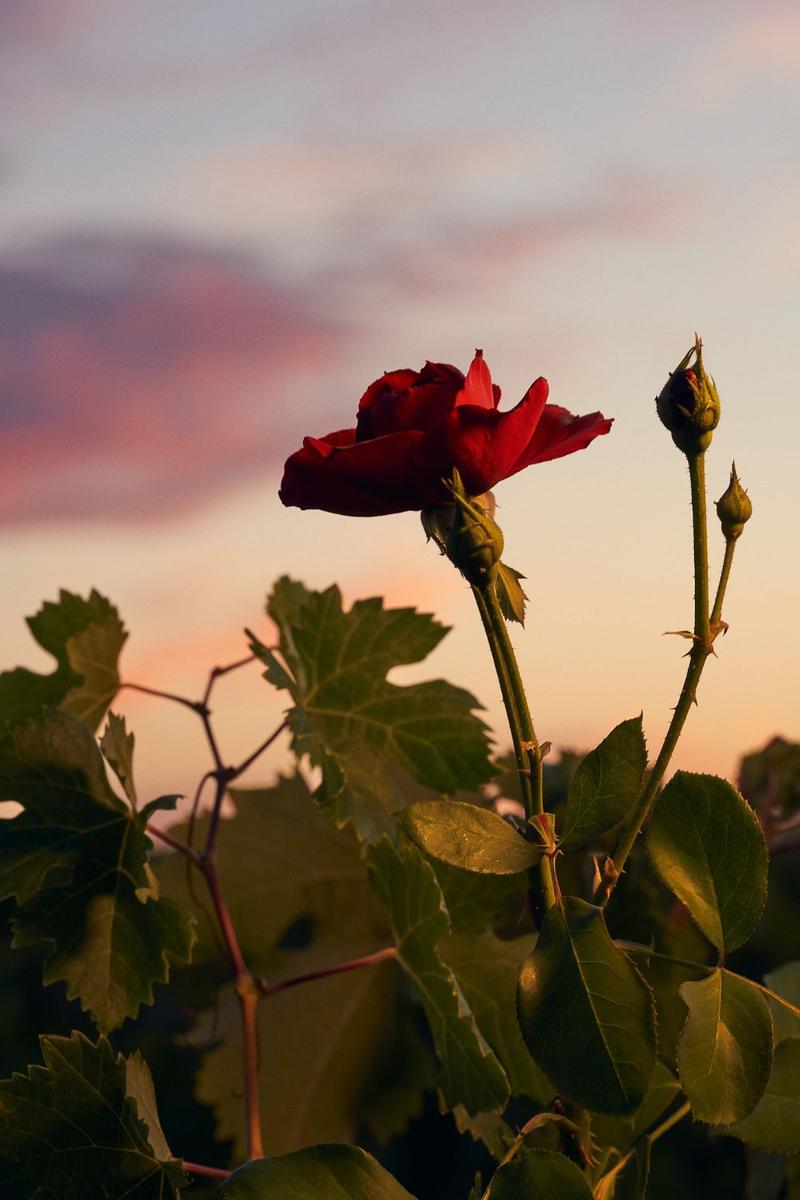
[{"x1": 279, "y1": 350, "x2": 612, "y2": 517}]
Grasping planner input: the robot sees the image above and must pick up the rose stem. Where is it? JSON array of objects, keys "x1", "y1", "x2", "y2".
[
  {"x1": 473, "y1": 582, "x2": 557, "y2": 910},
  {"x1": 601, "y1": 451, "x2": 715, "y2": 904}
]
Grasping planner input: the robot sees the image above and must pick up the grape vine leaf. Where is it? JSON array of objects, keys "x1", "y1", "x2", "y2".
[
  {"x1": 249, "y1": 577, "x2": 496, "y2": 840},
  {"x1": 221, "y1": 1144, "x2": 416, "y2": 1199},
  {"x1": 368, "y1": 836, "x2": 510, "y2": 1116},
  {"x1": 678, "y1": 970, "x2": 772, "y2": 1125},
  {"x1": 401, "y1": 799, "x2": 541, "y2": 875},
  {"x1": 485, "y1": 1148, "x2": 594, "y2": 1199},
  {"x1": 727, "y1": 1038, "x2": 800, "y2": 1153},
  {"x1": 647, "y1": 772, "x2": 768, "y2": 955},
  {"x1": 100, "y1": 711, "x2": 137, "y2": 806},
  {"x1": 517, "y1": 897, "x2": 656, "y2": 1115},
  {"x1": 155, "y1": 778, "x2": 432, "y2": 1159},
  {"x1": 0, "y1": 711, "x2": 195, "y2": 1032},
  {"x1": 558, "y1": 717, "x2": 647, "y2": 850},
  {"x1": 0, "y1": 1032, "x2": 186, "y2": 1199},
  {"x1": 0, "y1": 589, "x2": 126, "y2": 732}
]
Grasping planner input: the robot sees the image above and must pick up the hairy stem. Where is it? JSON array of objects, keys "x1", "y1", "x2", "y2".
[
  {"x1": 602, "y1": 451, "x2": 713, "y2": 902},
  {"x1": 474, "y1": 581, "x2": 556, "y2": 911},
  {"x1": 258, "y1": 946, "x2": 397, "y2": 999}
]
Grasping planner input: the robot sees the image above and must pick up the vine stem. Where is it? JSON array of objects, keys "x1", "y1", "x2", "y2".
[
  {"x1": 183, "y1": 1162, "x2": 231, "y2": 1181},
  {"x1": 602, "y1": 451, "x2": 713, "y2": 903},
  {"x1": 472, "y1": 581, "x2": 557, "y2": 911},
  {"x1": 258, "y1": 946, "x2": 397, "y2": 999}
]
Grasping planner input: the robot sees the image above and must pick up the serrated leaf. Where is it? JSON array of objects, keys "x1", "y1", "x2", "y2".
[
  {"x1": 100, "y1": 711, "x2": 137, "y2": 806},
  {"x1": 495, "y1": 562, "x2": 528, "y2": 625},
  {"x1": 155, "y1": 778, "x2": 425, "y2": 1159},
  {"x1": 221, "y1": 1144, "x2": 416, "y2": 1199},
  {"x1": 647, "y1": 771, "x2": 768, "y2": 954},
  {"x1": 253, "y1": 578, "x2": 495, "y2": 840},
  {"x1": 558, "y1": 717, "x2": 646, "y2": 850},
  {"x1": 402, "y1": 799, "x2": 541, "y2": 875},
  {"x1": 517, "y1": 897, "x2": 656, "y2": 1115},
  {"x1": 485, "y1": 1148, "x2": 594, "y2": 1199},
  {"x1": 0, "y1": 711, "x2": 195, "y2": 1032},
  {"x1": 764, "y1": 962, "x2": 800, "y2": 1043},
  {"x1": 678, "y1": 969, "x2": 772, "y2": 1125},
  {"x1": 0, "y1": 589, "x2": 126, "y2": 732},
  {"x1": 453, "y1": 1106, "x2": 515, "y2": 1160},
  {"x1": 727, "y1": 1038, "x2": 800, "y2": 1153},
  {"x1": 0, "y1": 1032, "x2": 185, "y2": 1198},
  {"x1": 592, "y1": 1061, "x2": 681, "y2": 1153},
  {"x1": 368, "y1": 837, "x2": 509, "y2": 1116}
]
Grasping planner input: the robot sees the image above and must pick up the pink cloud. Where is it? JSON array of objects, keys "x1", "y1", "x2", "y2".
[{"x1": 0, "y1": 233, "x2": 342, "y2": 524}]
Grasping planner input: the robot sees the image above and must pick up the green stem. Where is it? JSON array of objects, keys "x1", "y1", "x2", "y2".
[
  {"x1": 474, "y1": 582, "x2": 557, "y2": 910},
  {"x1": 710, "y1": 536, "x2": 737, "y2": 629},
  {"x1": 472, "y1": 586, "x2": 534, "y2": 819},
  {"x1": 602, "y1": 451, "x2": 712, "y2": 902}
]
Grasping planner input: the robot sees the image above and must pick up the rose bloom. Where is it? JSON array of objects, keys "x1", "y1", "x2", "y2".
[{"x1": 280, "y1": 351, "x2": 612, "y2": 516}]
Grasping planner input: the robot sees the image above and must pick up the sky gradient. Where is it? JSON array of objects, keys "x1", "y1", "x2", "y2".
[{"x1": 2, "y1": 1, "x2": 798, "y2": 804}]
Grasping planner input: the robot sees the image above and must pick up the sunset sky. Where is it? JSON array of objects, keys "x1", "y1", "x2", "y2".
[{"x1": 1, "y1": 0, "x2": 798, "y2": 806}]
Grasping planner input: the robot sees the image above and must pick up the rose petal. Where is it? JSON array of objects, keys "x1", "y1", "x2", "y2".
[
  {"x1": 421, "y1": 377, "x2": 550, "y2": 495},
  {"x1": 508, "y1": 405, "x2": 613, "y2": 472},
  {"x1": 280, "y1": 428, "x2": 430, "y2": 516},
  {"x1": 455, "y1": 349, "x2": 495, "y2": 410}
]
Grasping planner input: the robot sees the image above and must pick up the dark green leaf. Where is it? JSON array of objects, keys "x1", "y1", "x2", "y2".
[
  {"x1": 0, "y1": 1032, "x2": 185, "y2": 1198},
  {"x1": 558, "y1": 717, "x2": 646, "y2": 850},
  {"x1": 0, "y1": 712, "x2": 195, "y2": 1032},
  {"x1": 647, "y1": 772, "x2": 768, "y2": 954},
  {"x1": 156, "y1": 778, "x2": 424, "y2": 1158},
  {"x1": 453, "y1": 1107, "x2": 515, "y2": 1160},
  {"x1": 0, "y1": 589, "x2": 126, "y2": 732},
  {"x1": 517, "y1": 897, "x2": 656, "y2": 1114},
  {"x1": 727, "y1": 1038, "x2": 800, "y2": 1153},
  {"x1": 495, "y1": 562, "x2": 528, "y2": 625},
  {"x1": 252, "y1": 578, "x2": 495, "y2": 840},
  {"x1": 221, "y1": 1144, "x2": 416, "y2": 1199},
  {"x1": 402, "y1": 799, "x2": 541, "y2": 875},
  {"x1": 678, "y1": 969, "x2": 772, "y2": 1125},
  {"x1": 592, "y1": 1061, "x2": 681, "y2": 1153},
  {"x1": 764, "y1": 962, "x2": 800, "y2": 1043},
  {"x1": 100, "y1": 712, "x2": 137, "y2": 806},
  {"x1": 485, "y1": 1149, "x2": 594, "y2": 1199},
  {"x1": 368, "y1": 837, "x2": 509, "y2": 1115}
]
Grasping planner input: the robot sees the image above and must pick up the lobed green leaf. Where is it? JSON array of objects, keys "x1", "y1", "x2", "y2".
[{"x1": 0, "y1": 1032, "x2": 185, "y2": 1198}]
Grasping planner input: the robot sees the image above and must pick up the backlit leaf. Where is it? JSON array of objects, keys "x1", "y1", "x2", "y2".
[
  {"x1": 251, "y1": 578, "x2": 495, "y2": 840},
  {"x1": 485, "y1": 1149, "x2": 594, "y2": 1199},
  {"x1": 647, "y1": 771, "x2": 768, "y2": 954},
  {"x1": 155, "y1": 778, "x2": 428, "y2": 1159},
  {"x1": 727, "y1": 1038, "x2": 800, "y2": 1153},
  {"x1": 0, "y1": 589, "x2": 125, "y2": 732},
  {"x1": 0, "y1": 1032, "x2": 185, "y2": 1198},
  {"x1": 764, "y1": 961, "x2": 800, "y2": 1043},
  {"x1": 368, "y1": 837, "x2": 509, "y2": 1116},
  {"x1": 402, "y1": 799, "x2": 541, "y2": 874},
  {"x1": 517, "y1": 897, "x2": 656, "y2": 1115},
  {"x1": 558, "y1": 717, "x2": 646, "y2": 850},
  {"x1": 221, "y1": 1144, "x2": 416, "y2": 1199},
  {"x1": 678, "y1": 969, "x2": 772, "y2": 1125},
  {"x1": 0, "y1": 711, "x2": 195, "y2": 1032}
]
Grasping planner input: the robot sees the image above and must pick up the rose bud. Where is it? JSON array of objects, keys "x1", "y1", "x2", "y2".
[
  {"x1": 443, "y1": 471, "x2": 504, "y2": 587},
  {"x1": 656, "y1": 335, "x2": 720, "y2": 455},
  {"x1": 716, "y1": 463, "x2": 752, "y2": 539}
]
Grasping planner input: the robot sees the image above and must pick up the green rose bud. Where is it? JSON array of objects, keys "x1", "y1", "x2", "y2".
[
  {"x1": 440, "y1": 471, "x2": 504, "y2": 587},
  {"x1": 716, "y1": 462, "x2": 752, "y2": 539},
  {"x1": 656, "y1": 335, "x2": 720, "y2": 455}
]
